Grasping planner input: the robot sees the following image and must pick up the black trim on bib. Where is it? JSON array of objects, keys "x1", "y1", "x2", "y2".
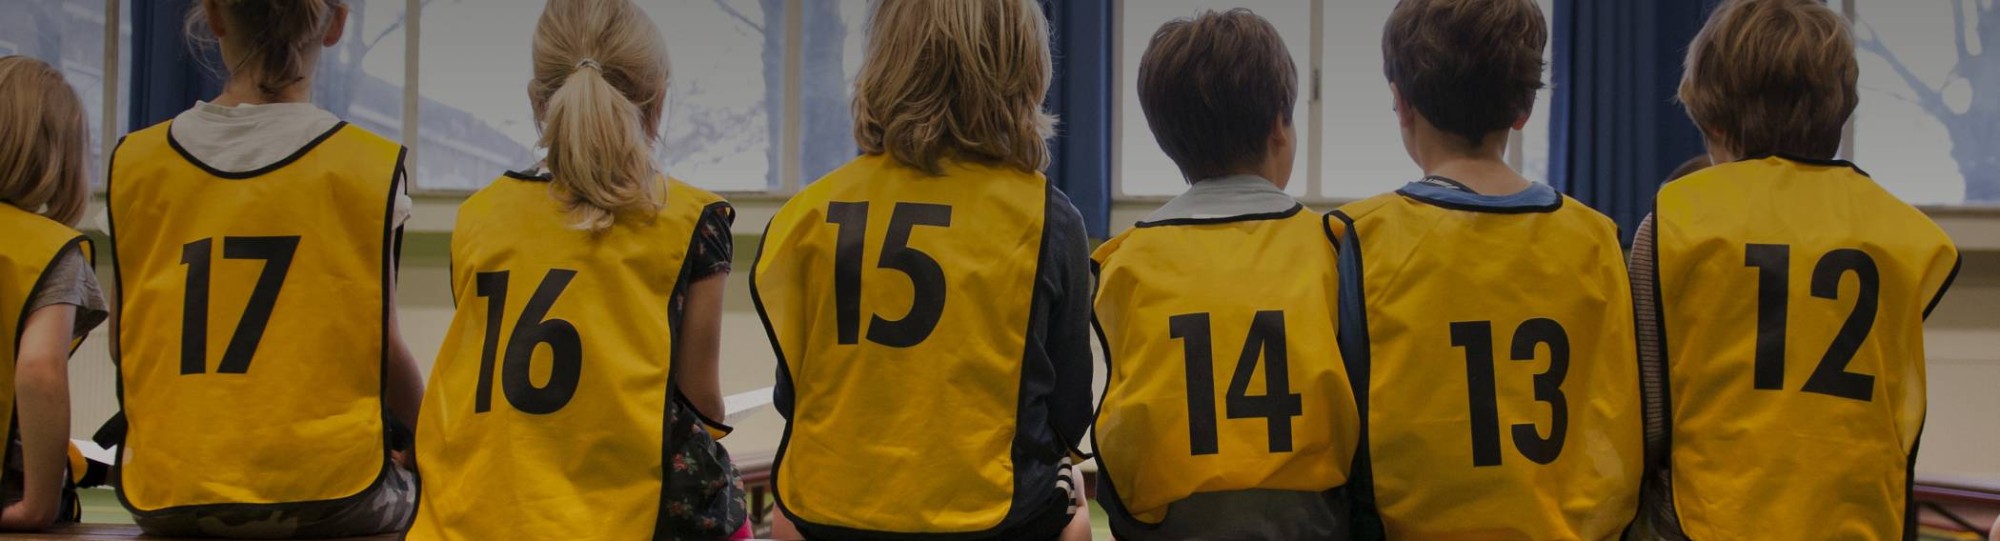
[
  {"x1": 1394, "y1": 189, "x2": 1566, "y2": 215},
  {"x1": 1326, "y1": 210, "x2": 1385, "y2": 539},
  {"x1": 1923, "y1": 255, "x2": 1962, "y2": 321},
  {"x1": 503, "y1": 170, "x2": 553, "y2": 182},
  {"x1": 165, "y1": 121, "x2": 351, "y2": 180},
  {"x1": 652, "y1": 204, "x2": 707, "y2": 541},
  {"x1": 1740, "y1": 153, "x2": 1872, "y2": 178},
  {"x1": 110, "y1": 131, "x2": 402, "y2": 519},
  {"x1": 1133, "y1": 203, "x2": 1305, "y2": 229},
  {"x1": 1902, "y1": 417, "x2": 1925, "y2": 541}
]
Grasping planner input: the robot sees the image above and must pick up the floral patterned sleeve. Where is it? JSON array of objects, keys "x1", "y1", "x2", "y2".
[{"x1": 688, "y1": 202, "x2": 736, "y2": 281}]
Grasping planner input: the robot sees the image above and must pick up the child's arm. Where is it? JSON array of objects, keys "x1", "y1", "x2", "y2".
[
  {"x1": 676, "y1": 274, "x2": 729, "y2": 423},
  {"x1": 1044, "y1": 196, "x2": 1096, "y2": 457},
  {"x1": 385, "y1": 297, "x2": 424, "y2": 441},
  {"x1": 0, "y1": 304, "x2": 74, "y2": 531}
]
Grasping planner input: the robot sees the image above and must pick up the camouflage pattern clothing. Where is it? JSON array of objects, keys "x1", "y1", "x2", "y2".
[{"x1": 132, "y1": 463, "x2": 415, "y2": 539}]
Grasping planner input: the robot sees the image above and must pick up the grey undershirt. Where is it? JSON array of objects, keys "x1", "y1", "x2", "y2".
[{"x1": 1143, "y1": 175, "x2": 1301, "y2": 223}]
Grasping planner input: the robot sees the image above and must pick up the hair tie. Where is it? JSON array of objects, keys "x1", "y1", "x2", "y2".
[{"x1": 576, "y1": 58, "x2": 601, "y2": 71}]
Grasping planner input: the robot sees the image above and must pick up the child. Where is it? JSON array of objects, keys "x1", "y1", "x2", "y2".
[
  {"x1": 752, "y1": 0, "x2": 1093, "y2": 539},
  {"x1": 406, "y1": 0, "x2": 749, "y2": 538},
  {"x1": 0, "y1": 55, "x2": 105, "y2": 532},
  {"x1": 105, "y1": 1, "x2": 424, "y2": 536},
  {"x1": 1633, "y1": 1, "x2": 1960, "y2": 539},
  {"x1": 1091, "y1": 9, "x2": 1357, "y2": 540},
  {"x1": 1327, "y1": 0, "x2": 1641, "y2": 538}
]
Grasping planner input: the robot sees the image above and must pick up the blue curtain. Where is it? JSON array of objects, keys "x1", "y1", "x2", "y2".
[
  {"x1": 1042, "y1": 0, "x2": 1114, "y2": 239},
  {"x1": 1549, "y1": 0, "x2": 1722, "y2": 243},
  {"x1": 129, "y1": 0, "x2": 222, "y2": 132}
]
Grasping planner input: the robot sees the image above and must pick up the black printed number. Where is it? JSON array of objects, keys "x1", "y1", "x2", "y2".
[
  {"x1": 1170, "y1": 311, "x2": 1303, "y2": 456},
  {"x1": 474, "y1": 270, "x2": 583, "y2": 415},
  {"x1": 1745, "y1": 244, "x2": 1880, "y2": 402},
  {"x1": 1453, "y1": 318, "x2": 1569, "y2": 467},
  {"x1": 179, "y1": 236, "x2": 300, "y2": 375},
  {"x1": 827, "y1": 201, "x2": 953, "y2": 348}
]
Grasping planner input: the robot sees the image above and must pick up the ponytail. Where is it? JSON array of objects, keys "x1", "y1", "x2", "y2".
[
  {"x1": 530, "y1": 0, "x2": 671, "y2": 232},
  {"x1": 187, "y1": 0, "x2": 341, "y2": 99},
  {"x1": 539, "y1": 61, "x2": 663, "y2": 232}
]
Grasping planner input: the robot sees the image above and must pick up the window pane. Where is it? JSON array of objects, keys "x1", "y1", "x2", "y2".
[
  {"x1": 1517, "y1": 0, "x2": 1553, "y2": 184},
  {"x1": 798, "y1": 0, "x2": 869, "y2": 184},
  {"x1": 316, "y1": 0, "x2": 407, "y2": 143},
  {"x1": 1853, "y1": 1, "x2": 1993, "y2": 204},
  {"x1": 417, "y1": 0, "x2": 781, "y2": 193},
  {"x1": 1118, "y1": 1, "x2": 1311, "y2": 197},
  {"x1": 0, "y1": 0, "x2": 127, "y2": 186},
  {"x1": 1320, "y1": 0, "x2": 1416, "y2": 199}
]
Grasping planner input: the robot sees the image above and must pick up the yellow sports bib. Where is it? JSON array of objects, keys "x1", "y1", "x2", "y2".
[
  {"x1": 0, "y1": 204, "x2": 90, "y2": 481},
  {"x1": 408, "y1": 173, "x2": 725, "y2": 541},
  {"x1": 1092, "y1": 206, "x2": 1356, "y2": 525},
  {"x1": 1653, "y1": 156, "x2": 1959, "y2": 541},
  {"x1": 1331, "y1": 188, "x2": 1641, "y2": 540},
  {"x1": 753, "y1": 154, "x2": 1047, "y2": 536},
  {"x1": 109, "y1": 121, "x2": 401, "y2": 512}
]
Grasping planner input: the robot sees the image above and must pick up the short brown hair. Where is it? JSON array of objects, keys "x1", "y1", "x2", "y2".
[
  {"x1": 0, "y1": 56, "x2": 91, "y2": 227},
  {"x1": 1681, "y1": 0, "x2": 1856, "y2": 159},
  {"x1": 1382, "y1": 0, "x2": 1547, "y2": 144},
  {"x1": 1138, "y1": 9, "x2": 1297, "y2": 181},
  {"x1": 853, "y1": 0, "x2": 1056, "y2": 176}
]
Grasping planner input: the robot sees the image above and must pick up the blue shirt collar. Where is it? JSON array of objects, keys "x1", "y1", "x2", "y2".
[{"x1": 1398, "y1": 176, "x2": 1563, "y2": 213}]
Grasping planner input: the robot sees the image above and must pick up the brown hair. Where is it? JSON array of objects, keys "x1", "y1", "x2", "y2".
[
  {"x1": 853, "y1": 0, "x2": 1057, "y2": 176},
  {"x1": 530, "y1": 0, "x2": 670, "y2": 232},
  {"x1": 1138, "y1": 9, "x2": 1297, "y2": 181},
  {"x1": 187, "y1": 0, "x2": 345, "y2": 99},
  {"x1": 1680, "y1": 0, "x2": 1856, "y2": 159},
  {"x1": 1382, "y1": 0, "x2": 1547, "y2": 144},
  {"x1": 0, "y1": 56, "x2": 91, "y2": 227}
]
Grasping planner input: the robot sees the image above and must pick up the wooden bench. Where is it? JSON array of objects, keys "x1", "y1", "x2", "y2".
[{"x1": 14, "y1": 524, "x2": 395, "y2": 540}]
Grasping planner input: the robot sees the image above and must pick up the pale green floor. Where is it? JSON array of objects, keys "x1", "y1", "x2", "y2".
[
  {"x1": 78, "y1": 488, "x2": 129, "y2": 525},
  {"x1": 79, "y1": 488, "x2": 1119, "y2": 538}
]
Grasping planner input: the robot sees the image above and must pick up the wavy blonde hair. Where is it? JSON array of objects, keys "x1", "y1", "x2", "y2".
[
  {"x1": 0, "y1": 56, "x2": 91, "y2": 227},
  {"x1": 853, "y1": 0, "x2": 1057, "y2": 176},
  {"x1": 1680, "y1": 0, "x2": 1857, "y2": 159},
  {"x1": 530, "y1": 0, "x2": 670, "y2": 231}
]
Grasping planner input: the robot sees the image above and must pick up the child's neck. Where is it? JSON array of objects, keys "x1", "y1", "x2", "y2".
[
  {"x1": 1415, "y1": 132, "x2": 1529, "y2": 196},
  {"x1": 212, "y1": 77, "x2": 314, "y2": 107},
  {"x1": 1424, "y1": 157, "x2": 1529, "y2": 196}
]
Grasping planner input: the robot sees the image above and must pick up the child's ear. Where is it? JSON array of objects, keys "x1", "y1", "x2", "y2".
[
  {"x1": 322, "y1": 3, "x2": 349, "y2": 47},
  {"x1": 1270, "y1": 113, "x2": 1296, "y2": 152},
  {"x1": 1390, "y1": 83, "x2": 1416, "y2": 129},
  {"x1": 204, "y1": 0, "x2": 228, "y2": 39}
]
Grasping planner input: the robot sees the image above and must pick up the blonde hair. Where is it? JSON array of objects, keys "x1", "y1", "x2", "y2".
[
  {"x1": 853, "y1": 0, "x2": 1057, "y2": 176},
  {"x1": 1680, "y1": 0, "x2": 1857, "y2": 159},
  {"x1": 530, "y1": 0, "x2": 669, "y2": 232},
  {"x1": 0, "y1": 56, "x2": 91, "y2": 227},
  {"x1": 187, "y1": 0, "x2": 345, "y2": 99}
]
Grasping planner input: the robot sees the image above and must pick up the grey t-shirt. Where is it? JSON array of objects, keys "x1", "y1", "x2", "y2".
[{"x1": 6, "y1": 243, "x2": 107, "y2": 505}]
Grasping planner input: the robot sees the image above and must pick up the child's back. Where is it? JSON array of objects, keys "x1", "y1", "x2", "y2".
[
  {"x1": 1335, "y1": 0, "x2": 1641, "y2": 538},
  {"x1": 752, "y1": 2, "x2": 1094, "y2": 539},
  {"x1": 1090, "y1": 10, "x2": 1356, "y2": 540},
  {"x1": 1332, "y1": 183, "x2": 1641, "y2": 540},
  {"x1": 1637, "y1": 2, "x2": 1960, "y2": 538},
  {"x1": 105, "y1": 2, "x2": 422, "y2": 537}
]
